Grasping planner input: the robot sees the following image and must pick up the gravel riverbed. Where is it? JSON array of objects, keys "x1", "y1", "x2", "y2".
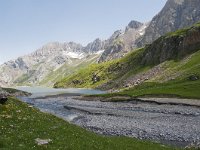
[{"x1": 19, "y1": 95, "x2": 200, "y2": 148}]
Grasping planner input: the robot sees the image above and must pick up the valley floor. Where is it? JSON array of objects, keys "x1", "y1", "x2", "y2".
[{"x1": 18, "y1": 95, "x2": 200, "y2": 149}]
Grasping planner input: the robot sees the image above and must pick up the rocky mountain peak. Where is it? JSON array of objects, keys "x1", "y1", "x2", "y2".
[
  {"x1": 98, "y1": 21, "x2": 146, "y2": 62},
  {"x1": 127, "y1": 20, "x2": 143, "y2": 29},
  {"x1": 174, "y1": 0, "x2": 184, "y2": 5},
  {"x1": 110, "y1": 30, "x2": 123, "y2": 40},
  {"x1": 84, "y1": 38, "x2": 105, "y2": 53},
  {"x1": 41, "y1": 42, "x2": 63, "y2": 50},
  {"x1": 137, "y1": 0, "x2": 200, "y2": 47}
]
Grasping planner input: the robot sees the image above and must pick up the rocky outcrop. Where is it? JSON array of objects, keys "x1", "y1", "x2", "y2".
[
  {"x1": 99, "y1": 20, "x2": 147, "y2": 62},
  {"x1": 141, "y1": 23, "x2": 200, "y2": 65},
  {"x1": 99, "y1": 0, "x2": 200, "y2": 62},
  {"x1": 84, "y1": 38, "x2": 105, "y2": 53},
  {"x1": 126, "y1": 20, "x2": 143, "y2": 30},
  {"x1": 0, "y1": 90, "x2": 9, "y2": 105},
  {"x1": 137, "y1": 0, "x2": 200, "y2": 47},
  {"x1": 188, "y1": 74, "x2": 199, "y2": 81},
  {"x1": 92, "y1": 73, "x2": 101, "y2": 83}
]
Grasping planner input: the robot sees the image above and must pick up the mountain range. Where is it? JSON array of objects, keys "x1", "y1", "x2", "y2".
[
  {"x1": 0, "y1": 0, "x2": 200, "y2": 88},
  {"x1": 0, "y1": 42, "x2": 103, "y2": 87}
]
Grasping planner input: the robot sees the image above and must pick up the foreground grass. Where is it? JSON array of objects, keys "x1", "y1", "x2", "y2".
[{"x1": 0, "y1": 98, "x2": 176, "y2": 150}]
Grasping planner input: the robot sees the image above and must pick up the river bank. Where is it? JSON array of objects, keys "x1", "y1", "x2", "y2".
[{"x1": 18, "y1": 94, "x2": 200, "y2": 148}]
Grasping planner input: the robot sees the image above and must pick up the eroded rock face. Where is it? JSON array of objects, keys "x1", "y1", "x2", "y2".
[
  {"x1": 137, "y1": 0, "x2": 200, "y2": 47},
  {"x1": 141, "y1": 24, "x2": 200, "y2": 65},
  {"x1": 84, "y1": 38, "x2": 105, "y2": 53},
  {"x1": 99, "y1": 0, "x2": 200, "y2": 62},
  {"x1": 127, "y1": 20, "x2": 143, "y2": 30},
  {"x1": 98, "y1": 20, "x2": 147, "y2": 62}
]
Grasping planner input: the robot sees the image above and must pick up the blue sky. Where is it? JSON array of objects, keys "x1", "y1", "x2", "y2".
[{"x1": 0, "y1": 0, "x2": 167, "y2": 64}]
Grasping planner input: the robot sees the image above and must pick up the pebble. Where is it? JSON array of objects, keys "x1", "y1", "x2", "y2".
[{"x1": 35, "y1": 138, "x2": 52, "y2": 145}]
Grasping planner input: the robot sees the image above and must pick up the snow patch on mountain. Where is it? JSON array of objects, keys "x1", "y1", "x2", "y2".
[
  {"x1": 63, "y1": 51, "x2": 85, "y2": 59},
  {"x1": 95, "y1": 50, "x2": 105, "y2": 55},
  {"x1": 139, "y1": 24, "x2": 148, "y2": 36}
]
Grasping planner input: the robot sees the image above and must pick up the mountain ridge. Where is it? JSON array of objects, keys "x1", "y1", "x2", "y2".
[{"x1": 96, "y1": 0, "x2": 200, "y2": 62}]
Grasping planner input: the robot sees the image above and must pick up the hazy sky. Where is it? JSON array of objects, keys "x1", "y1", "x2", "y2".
[{"x1": 0, "y1": 0, "x2": 167, "y2": 64}]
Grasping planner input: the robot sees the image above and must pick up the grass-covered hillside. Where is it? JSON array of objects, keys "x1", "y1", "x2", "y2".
[
  {"x1": 54, "y1": 22, "x2": 200, "y2": 97},
  {"x1": 0, "y1": 98, "x2": 176, "y2": 150},
  {"x1": 95, "y1": 49, "x2": 200, "y2": 99},
  {"x1": 119, "y1": 49, "x2": 200, "y2": 99},
  {"x1": 54, "y1": 47, "x2": 146, "y2": 89}
]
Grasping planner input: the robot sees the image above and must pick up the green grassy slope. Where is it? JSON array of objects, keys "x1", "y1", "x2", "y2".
[
  {"x1": 94, "y1": 49, "x2": 200, "y2": 99},
  {"x1": 54, "y1": 48, "x2": 147, "y2": 88},
  {"x1": 39, "y1": 55, "x2": 100, "y2": 86},
  {"x1": 54, "y1": 22, "x2": 200, "y2": 99},
  {"x1": 0, "y1": 98, "x2": 176, "y2": 150},
  {"x1": 118, "y1": 49, "x2": 200, "y2": 99}
]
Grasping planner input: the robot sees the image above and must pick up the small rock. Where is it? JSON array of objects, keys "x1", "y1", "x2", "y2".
[
  {"x1": 35, "y1": 138, "x2": 52, "y2": 145},
  {"x1": 0, "y1": 91, "x2": 9, "y2": 105},
  {"x1": 188, "y1": 75, "x2": 199, "y2": 81},
  {"x1": 2, "y1": 115, "x2": 12, "y2": 119},
  {"x1": 185, "y1": 142, "x2": 200, "y2": 149}
]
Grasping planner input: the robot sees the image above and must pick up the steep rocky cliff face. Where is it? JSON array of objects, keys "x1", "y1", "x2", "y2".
[
  {"x1": 141, "y1": 23, "x2": 200, "y2": 65},
  {"x1": 99, "y1": 0, "x2": 200, "y2": 62},
  {"x1": 98, "y1": 20, "x2": 147, "y2": 62},
  {"x1": 137, "y1": 0, "x2": 200, "y2": 47},
  {"x1": 83, "y1": 38, "x2": 105, "y2": 53}
]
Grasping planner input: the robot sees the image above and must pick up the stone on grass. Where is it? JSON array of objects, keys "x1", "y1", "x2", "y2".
[
  {"x1": 35, "y1": 138, "x2": 52, "y2": 145},
  {"x1": 188, "y1": 75, "x2": 199, "y2": 81}
]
